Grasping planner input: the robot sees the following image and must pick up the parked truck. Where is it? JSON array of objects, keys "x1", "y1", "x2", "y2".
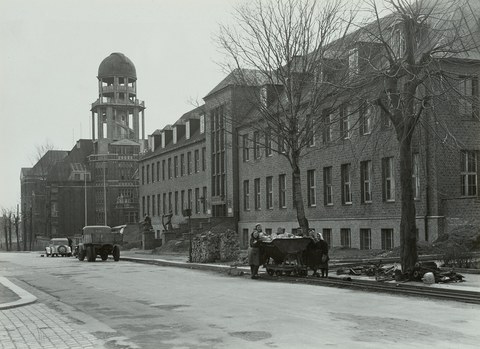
[{"x1": 78, "y1": 225, "x2": 123, "y2": 262}]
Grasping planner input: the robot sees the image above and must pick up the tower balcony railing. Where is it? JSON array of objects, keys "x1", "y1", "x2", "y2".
[
  {"x1": 91, "y1": 98, "x2": 145, "y2": 109},
  {"x1": 101, "y1": 85, "x2": 136, "y2": 94}
]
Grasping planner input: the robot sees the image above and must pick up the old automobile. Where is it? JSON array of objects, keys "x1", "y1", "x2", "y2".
[{"x1": 45, "y1": 238, "x2": 72, "y2": 257}]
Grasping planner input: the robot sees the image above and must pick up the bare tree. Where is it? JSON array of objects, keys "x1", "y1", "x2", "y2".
[
  {"x1": 218, "y1": 0, "x2": 355, "y2": 233},
  {"x1": 353, "y1": 0, "x2": 480, "y2": 272}
]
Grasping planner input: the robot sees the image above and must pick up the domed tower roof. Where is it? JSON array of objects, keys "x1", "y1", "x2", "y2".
[{"x1": 98, "y1": 52, "x2": 137, "y2": 79}]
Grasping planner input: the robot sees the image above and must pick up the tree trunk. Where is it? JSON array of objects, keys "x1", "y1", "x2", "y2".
[
  {"x1": 3, "y1": 215, "x2": 8, "y2": 251},
  {"x1": 292, "y1": 162, "x2": 309, "y2": 235},
  {"x1": 8, "y1": 213, "x2": 12, "y2": 251},
  {"x1": 398, "y1": 131, "x2": 418, "y2": 273}
]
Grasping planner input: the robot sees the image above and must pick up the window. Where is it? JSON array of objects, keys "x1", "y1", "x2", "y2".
[
  {"x1": 340, "y1": 228, "x2": 351, "y2": 248},
  {"x1": 360, "y1": 229, "x2": 371, "y2": 250},
  {"x1": 174, "y1": 156, "x2": 178, "y2": 178},
  {"x1": 156, "y1": 161, "x2": 160, "y2": 181},
  {"x1": 151, "y1": 163, "x2": 155, "y2": 182},
  {"x1": 242, "y1": 134, "x2": 250, "y2": 162},
  {"x1": 279, "y1": 174, "x2": 286, "y2": 208},
  {"x1": 188, "y1": 189, "x2": 192, "y2": 210},
  {"x1": 157, "y1": 194, "x2": 161, "y2": 216},
  {"x1": 181, "y1": 190, "x2": 185, "y2": 211},
  {"x1": 412, "y1": 153, "x2": 420, "y2": 200},
  {"x1": 202, "y1": 186, "x2": 207, "y2": 213},
  {"x1": 360, "y1": 102, "x2": 373, "y2": 135},
  {"x1": 194, "y1": 149, "x2": 199, "y2": 173},
  {"x1": 381, "y1": 229, "x2": 394, "y2": 250},
  {"x1": 174, "y1": 191, "x2": 178, "y2": 215},
  {"x1": 146, "y1": 164, "x2": 150, "y2": 184},
  {"x1": 195, "y1": 188, "x2": 200, "y2": 214},
  {"x1": 152, "y1": 195, "x2": 155, "y2": 216},
  {"x1": 253, "y1": 131, "x2": 261, "y2": 159},
  {"x1": 142, "y1": 196, "x2": 145, "y2": 217},
  {"x1": 266, "y1": 176, "x2": 273, "y2": 209},
  {"x1": 265, "y1": 131, "x2": 272, "y2": 157},
  {"x1": 254, "y1": 178, "x2": 261, "y2": 210},
  {"x1": 202, "y1": 147, "x2": 206, "y2": 171},
  {"x1": 180, "y1": 154, "x2": 185, "y2": 176},
  {"x1": 323, "y1": 167, "x2": 333, "y2": 205},
  {"x1": 168, "y1": 192, "x2": 172, "y2": 213},
  {"x1": 322, "y1": 110, "x2": 333, "y2": 144},
  {"x1": 162, "y1": 160, "x2": 166, "y2": 180},
  {"x1": 200, "y1": 114, "x2": 205, "y2": 133},
  {"x1": 360, "y1": 161, "x2": 372, "y2": 203},
  {"x1": 187, "y1": 152, "x2": 192, "y2": 174},
  {"x1": 458, "y1": 75, "x2": 479, "y2": 118},
  {"x1": 168, "y1": 158, "x2": 172, "y2": 179},
  {"x1": 307, "y1": 170, "x2": 316, "y2": 207},
  {"x1": 381, "y1": 108, "x2": 392, "y2": 129},
  {"x1": 163, "y1": 193, "x2": 167, "y2": 214},
  {"x1": 341, "y1": 163, "x2": 352, "y2": 204},
  {"x1": 461, "y1": 150, "x2": 477, "y2": 196},
  {"x1": 278, "y1": 135, "x2": 286, "y2": 153},
  {"x1": 340, "y1": 105, "x2": 350, "y2": 139},
  {"x1": 322, "y1": 229, "x2": 332, "y2": 246},
  {"x1": 243, "y1": 180, "x2": 250, "y2": 211},
  {"x1": 382, "y1": 157, "x2": 395, "y2": 201}
]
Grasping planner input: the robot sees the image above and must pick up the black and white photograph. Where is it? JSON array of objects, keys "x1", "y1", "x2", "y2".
[{"x1": 1, "y1": 0, "x2": 479, "y2": 348}]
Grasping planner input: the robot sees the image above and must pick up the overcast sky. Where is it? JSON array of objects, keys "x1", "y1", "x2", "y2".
[{"x1": 0, "y1": 0, "x2": 241, "y2": 211}]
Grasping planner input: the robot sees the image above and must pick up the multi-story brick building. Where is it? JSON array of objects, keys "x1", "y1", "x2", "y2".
[{"x1": 139, "y1": 9, "x2": 479, "y2": 250}]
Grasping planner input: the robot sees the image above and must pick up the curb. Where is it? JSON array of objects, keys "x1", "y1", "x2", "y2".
[{"x1": 0, "y1": 276, "x2": 37, "y2": 310}]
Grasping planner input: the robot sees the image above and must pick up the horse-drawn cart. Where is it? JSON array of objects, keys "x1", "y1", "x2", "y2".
[{"x1": 262, "y1": 238, "x2": 313, "y2": 277}]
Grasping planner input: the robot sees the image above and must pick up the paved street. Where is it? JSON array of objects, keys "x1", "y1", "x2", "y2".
[{"x1": 1, "y1": 251, "x2": 480, "y2": 348}]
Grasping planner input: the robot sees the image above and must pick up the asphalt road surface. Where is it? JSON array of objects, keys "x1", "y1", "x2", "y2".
[{"x1": 1, "y1": 252, "x2": 479, "y2": 349}]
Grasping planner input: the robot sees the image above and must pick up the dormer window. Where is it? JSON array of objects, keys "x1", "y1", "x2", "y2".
[
  {"x1": 186, "y1": 121, "x2": 191, "y2": 139},
  {"x1": 173, "y1": 128, "x2": 178, "y2": 144},
  {"x1": 200, "y1": 114, "x2": 205, "y2": 134},
  {"x1": 161, "y1": 132, "x2": 166, "y2": 148}
]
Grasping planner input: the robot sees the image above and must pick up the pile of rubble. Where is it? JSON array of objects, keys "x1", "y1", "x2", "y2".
[{"x1": 191, "y1": 229, "x2": 239, "y2": 263}]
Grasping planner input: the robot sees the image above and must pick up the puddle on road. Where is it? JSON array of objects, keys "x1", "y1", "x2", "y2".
[{"x1": 229, "y1": 331, "x2": 272, "y2": 342}]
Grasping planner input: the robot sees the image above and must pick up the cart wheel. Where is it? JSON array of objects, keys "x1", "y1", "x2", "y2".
[
  {"x1": 267, "y1": 269, "x2": 274, "y2": 276},
  {"x1": 86, "y1": 246, "x2": 96, "y2": 262},
  {"x1": 100, "y1": 251, "x2": 108, "y2": 261},
  {"x1": 275, "y1": 270, "x2": 283, "y2": 276}
]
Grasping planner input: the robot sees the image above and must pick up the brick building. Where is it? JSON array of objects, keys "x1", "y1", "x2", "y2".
[{"x1": 139, "y1": 9, "x2": 479, "y2": 250}]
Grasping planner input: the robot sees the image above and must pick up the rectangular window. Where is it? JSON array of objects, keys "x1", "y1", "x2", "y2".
[
  {"x1": 157, "y1": 194, "x2": 161, "y2": 216},
  {"x1": 142, "y1": 196, "x2": 145, "y2": 217},
  {"x1": 340, "y1": 228, "x2": 351, "y2": 248},
  {"x1": 168, "y1": 192, "x2": 172, "y2": 213},
  {"x1": 461, "y1": 150, "x2": 478, "y2": 196},
  {"x1": 141, "y1": 166, "x2": 145, "y2": 185},
  {"x1": 360, "y1": 103, "x2": 373, "y2": 135},
  {"x1": 265, "y1": 131, "x2": 272, "y2": 157},
  {"x1": 243, "y1": 180, "x2": 250, "y2": 211},
  {"x1": 202, "y1": 186, "x2": 207, "y2": 213},
  {"x1": 307, "y1": 169, "x2": 316, "y2": 207},
  {"x1": 322, "y1": 228, "x2": 332, "y2": 246},
  {"x1": 458, "y1": 75, "x2": 479, "y2": 118},
  {"x1": 279, "y1": 174, "x2": 286, "y2": 208},
  {"x1": 156, "y1": 161, "x2": 160, "y2": 181},
  {"x1": 181, "y1": 190, "x2": 185, "y2": 211},
  {"x1": 187, "y1": 152, "x2": 192, "y2": 174},
  {"x1": 162, "y1": 160, "x2": 166, "y2": 180},
  {"x1": 194, "y1": 149, "x2": 200, "y2": 173},
  {"x1": 341, "y1": 163, "x2": 352, "y2": 204},
  {"x1": 202, "y1": 147, "x2": 206, "y2": 171},
  {"x1": 200, "y1": 114, "x2": 205, "y2": 133},
  {"x1": 381, "y1": 229, "x2": 394, "y2": 250},
  {"x1": 382, "y1": 157, "x2": 395, "y2": 201},
  {"x1": 360, "y1": 229, "x2": 371, "y2": 250},
  {"x1": 266, "y1": 176, "x2": 273, "y2": 209},
  {"x1": 254, "y1": 178, "x2": 261, "y2": 210},
  {"x1": 146, "y1": 164, "x2": 150, "y2": 184},
  {"x1": 412, "y1": 153, "x2": 420, "y2": 200},
  {"x1": 340, "y1": 105, "x2": 350, "y2": 139},
  {"x1": 322, "y1": 110, "x2": 333, "y2": 144},
  {"x1": 242, "y1": 134, "x2": 250, "y2": 162},
  {"x1": 253, "y1": 131, "x2": 261, "y2": 159},
  {"x1": 147, "y1": 196, "x2": 150, "y2": 216},
  {"x1": 188, "y1": 189, "x2": 192, "y2": 210},
  {"x1": 174, "y1": 156, "x2": 178, "y2": 178},
  {"x1": 360, "y1": 160, "x2": 372, "y2": 203},
  {"x1": 174, "y1": 191, "x2": 178, "y2": 215},
  {"x1": 180, "y1": 154, "x2": 185, "y2": 176},
  {"x1": 168, "y1": 158, "x2": 172, "y2": 179},
  {"x1": 195, "y1": 188, "x2": 200, "y2": 214},
  {"x1": 163, "y1": 193, "x2": 167, "y2": 214},
  {"x1": 278, "y1": 135, "x2": 286, "y2": 153},
  {"x1": 152, "y1": 195, "x2": 155, "y2": 216},
  {"x1": 323, "y1": 167, "x2": 333, "y2": 205}
]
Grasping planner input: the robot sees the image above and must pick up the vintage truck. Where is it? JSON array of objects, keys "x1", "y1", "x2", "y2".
[{"x1": 77, "y1": 225, "x2": 122, "y2": 262}]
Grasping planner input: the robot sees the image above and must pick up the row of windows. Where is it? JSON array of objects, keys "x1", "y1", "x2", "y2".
[
  {"x1": 141, "y1": 147, "x2": 207, "y2": 185},
  {"x1": 142, "y1": 186, "x2": 208, "y2": 218}
]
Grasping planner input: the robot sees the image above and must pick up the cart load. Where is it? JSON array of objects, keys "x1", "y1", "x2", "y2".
[{"x1": 262, "y1": 237, "x2": 314, "y2": 276}]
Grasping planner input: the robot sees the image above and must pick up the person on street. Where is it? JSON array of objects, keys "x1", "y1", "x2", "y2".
[
  {"x1": 248, "y1": 223, "x2": 263, "y2": 279},
  {"x1": 317, "y1": 233, "x2": 329, "y2": 278}
]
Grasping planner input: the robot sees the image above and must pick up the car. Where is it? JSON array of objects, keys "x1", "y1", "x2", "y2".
[{"x1": 45, "y1": 238, "x2": 72, "y2": 257}]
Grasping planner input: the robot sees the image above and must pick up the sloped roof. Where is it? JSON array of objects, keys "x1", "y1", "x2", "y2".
[{"x1": 204, "y1": 69, "x2": 268, "y2": 99}]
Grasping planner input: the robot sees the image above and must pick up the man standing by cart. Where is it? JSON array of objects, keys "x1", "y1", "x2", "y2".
[{"x1": 248, "y1": 223, "x2": 263, "y2": 279}]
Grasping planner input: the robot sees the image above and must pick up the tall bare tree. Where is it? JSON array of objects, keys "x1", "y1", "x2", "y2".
[
  {"x1": 353, "y1": 0, "x2": 480, "y2": 272},
  {"x1": 218, "y1": 0, "x2": 355, "y2": 233}
]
